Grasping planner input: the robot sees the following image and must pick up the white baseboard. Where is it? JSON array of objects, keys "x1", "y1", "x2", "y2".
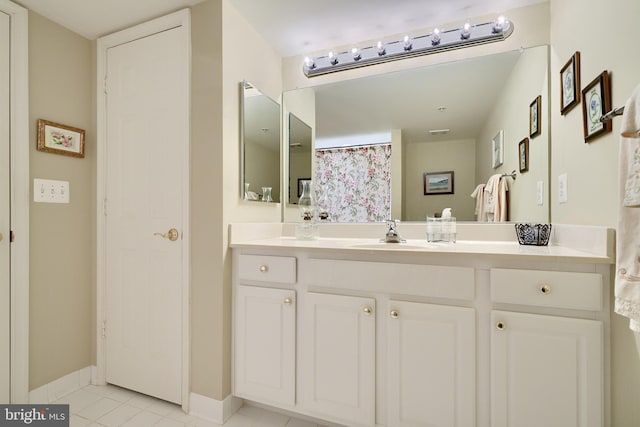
[
  {"x1": 189, "y1": 392, "x2": 243, "y2": 424},
  {"x1": 29, "y1": 366, "x2": 93, "y2": 403}
]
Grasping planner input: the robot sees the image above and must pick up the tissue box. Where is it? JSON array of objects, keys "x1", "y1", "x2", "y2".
[{"x1": 514, "y1": 223, "x2": 552, "y2": 246}]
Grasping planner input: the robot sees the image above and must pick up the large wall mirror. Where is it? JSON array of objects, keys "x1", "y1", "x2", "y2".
[
  {"x1": 283, "y1": 45, "x2": 550, "y2": 223},
  {"x1": 240, "y1": 80, "x2": 281, "y2": 203}
]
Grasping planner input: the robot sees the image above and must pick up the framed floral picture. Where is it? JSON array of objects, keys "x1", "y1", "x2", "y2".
[
  {"x1": 529, "y1": 95, "x2": 541, "y2": 138},
  {"x1": 37, "y1": 119, "x2": 85, "y2": 158},
  {"x1": 518, "y1": 137, "x2": 529, "y2": 173},
  {"x1": 424, "y1": 171, "x2": 454, "y2": 195},
  {"x1": 560, "y1": 51, "x2": 580, "y2": 115},
  {"x1": 491, "y1": 130, "x2": 504, "y2": 169},
  {"x1": 581, "y1": 71, "x2": 612, "y2": 143}
]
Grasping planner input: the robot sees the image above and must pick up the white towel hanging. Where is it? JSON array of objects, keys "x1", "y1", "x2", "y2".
[{"x1": 615, "y1": 83, "x2": 640, "y2": 332}]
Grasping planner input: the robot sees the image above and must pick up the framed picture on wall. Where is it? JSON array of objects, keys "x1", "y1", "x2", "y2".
[
  {"x1": 529, "y1": 95, "x2": 541, "y2": 138},
  {"x1": 423, "y1": 171, "x2": 454, "y2": 195},
  {"x1": 581, "y1": 70, "x2": 612, "y2": 143},
  {"x1": 36, "y1": 119, "x2": 86, "y2": 158},
  {"x1": 491, "y1": 130, "x2": 504, "y2": 169},
  {"x1": 518, "y1": 137, "x2": 529, "y2": 173},
  {"x1": 560, "y1": 51, "x2": 580, "y2": 115}
]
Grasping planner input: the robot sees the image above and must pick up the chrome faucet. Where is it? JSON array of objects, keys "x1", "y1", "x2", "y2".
[{"x1": 381, "y1": 219, "x2": 406, "y2": 243}]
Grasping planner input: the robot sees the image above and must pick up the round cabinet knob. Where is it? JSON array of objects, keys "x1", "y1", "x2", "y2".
[
  {"x1": 496, "y1": 321, "x2": 506, "y2": 331},
  {"x1": 259, "y1": 265, "x2": 268, "y2": 273},
  {"x1": 540, "y1": 284, "x2": 552, "y2": 294},
  {"x1": 390, "y1": 310, "x2": 399, "y2": 319},
  {"x1": 363, "y1": 307, "x2": 372, "y2": 315},
  {"x1": 283, "y1": 298, "x2": 292, "y2": 305}
]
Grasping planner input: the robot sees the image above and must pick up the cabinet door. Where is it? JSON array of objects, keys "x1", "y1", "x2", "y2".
[
  {"x1": 491, "y1": 311, "x2": 603, "y2": 427},
  {"x1": 234, "y1": 285, "x2": 296, "y2": 406},
  {"x1": 388, "y1": 301, "x2": 476, "y2": 427},
  {"x1": 301, "y1": 292, "x2": 376, "y2": 426}
]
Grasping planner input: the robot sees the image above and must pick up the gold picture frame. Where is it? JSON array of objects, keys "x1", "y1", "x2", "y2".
[{"x1": 37, "y1": 119, "x2": 85, "y2": 158}]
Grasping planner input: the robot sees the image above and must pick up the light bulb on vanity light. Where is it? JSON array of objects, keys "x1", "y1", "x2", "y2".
[
  {"x1": 351, "y1": 47, "x2": 362, "y2": 61},
  {"x1": 431, "y1": 28, "x2": 441, "y2": 45},
  {"x1": 376, "y1": 41, "x2": 386, "y2": 56},
  {"x1": 461, "y1": 22, "x2": 472, "y2": 39},
  {"x1": 303, "y1": 56, "x2": 315, "y2": 69},
  {"x1": 492, "y1": 15, "x2": 507, "y2": 33},
  {"x1": 403, "y1": 35, "x2": 413, "y2": 51},
  {"x1": 328, "y1": 50, "x2": 338, "y2": 65}
]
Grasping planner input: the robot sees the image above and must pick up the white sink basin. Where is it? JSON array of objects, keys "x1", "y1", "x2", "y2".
[{"x1": 350, "y1": 242, "x2": 432, "y2": 250}]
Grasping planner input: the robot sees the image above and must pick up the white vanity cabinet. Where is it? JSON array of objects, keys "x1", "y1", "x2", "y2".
[
  {"x1": 231, "y1": 229, "x2": 612, "y2": 427},
  {"x1": 301, "y1": 292, "x2": 376, "y2": 425},
  {"x1": 387, "y1": 300, "x2": 476, "y2": 427},
  {"x1": 490, "y1": 268, "x2": 605, "y2": 427},
  {"x1": 490, "y1": 311, "x2": 602, "y2": 427},
  {"x1": 233, "y1": 255, "x2": 297, "y2": 407}
]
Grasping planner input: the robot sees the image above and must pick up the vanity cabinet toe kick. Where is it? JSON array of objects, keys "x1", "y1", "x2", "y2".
[{"x1": 232, "y1": 250, "x2": 610, "y2": 427}]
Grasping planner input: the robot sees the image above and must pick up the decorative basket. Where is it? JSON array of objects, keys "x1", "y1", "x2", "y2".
[{"x1": 514, "y1": 223, "x2": 552, "y2": 246}]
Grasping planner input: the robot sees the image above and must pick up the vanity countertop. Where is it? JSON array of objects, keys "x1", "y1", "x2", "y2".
[{"x1": 229, "y1": 223, "x2": 615, "y2": 264}]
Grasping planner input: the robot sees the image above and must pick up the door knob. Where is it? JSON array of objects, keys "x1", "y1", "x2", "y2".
[{"x1": 154, "y1": 228, "x2": 179, "y2": 241}]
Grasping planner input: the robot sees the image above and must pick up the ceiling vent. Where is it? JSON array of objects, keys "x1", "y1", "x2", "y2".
[{"x1": 429, "y1": 129, "x2": 450, "y2": 136}]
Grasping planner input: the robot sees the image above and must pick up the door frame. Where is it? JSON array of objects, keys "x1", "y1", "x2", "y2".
[
  {"x1": 1, "y1": 0, "x2": 29, "y2": 404},
  {"x1": 96, "y1": 9, "x2": 191, "y2": 410}
]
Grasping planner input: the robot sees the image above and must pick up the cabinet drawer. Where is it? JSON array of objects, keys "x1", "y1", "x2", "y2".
[
  {"x1": 238, "y1": 254, "x2": 296, "y2": 284},
  {"x1": 490, "y1": 268, "x2": 602, "y2": 311},
  {"x1": 309, "y1": 259, "x2": 474, "y2": 300}
]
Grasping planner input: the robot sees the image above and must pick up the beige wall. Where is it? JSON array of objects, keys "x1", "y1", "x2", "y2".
[
  {"x1": 27, "y1": 11, "x2": 93, "y2": 390},
  {"x1": 190, "y1": 0, "x2": 224, "y2": 400},
  {"x1": 477, "y1": 45, "x2": 549, "y2": 223},
  {"x1": 549, "y1": 0, "x2": 640, "y2": 227},
  {"x1": 403, "y1": 139, "x2": 476, "y2": 221},
  {"x1": 188, "y1": 0, "x2": 284, "y2": 401},
  {"x1": 549, "y1": 0, "x2": 640, "y2": 425}
]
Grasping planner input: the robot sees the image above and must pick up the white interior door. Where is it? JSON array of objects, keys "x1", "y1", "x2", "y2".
[
  {"x1": 0, "y1": 9, "x2": 10, "y2": 404},
  {"x1": 104, "y1": 25, "x2": 189, "y2": 404}
]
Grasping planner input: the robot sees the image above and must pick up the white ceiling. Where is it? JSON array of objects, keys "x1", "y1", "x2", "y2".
[
  {"x1": 16, "y1": 0, "x2": 208, "y2": 40},
  {"x1": 18, "y1": 0, "x2": 545, "y2": 54}
]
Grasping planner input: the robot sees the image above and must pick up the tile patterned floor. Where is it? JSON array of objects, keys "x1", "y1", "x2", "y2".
[{"x1": 53, "y1": 384, "x2": 329, "y2": 427}]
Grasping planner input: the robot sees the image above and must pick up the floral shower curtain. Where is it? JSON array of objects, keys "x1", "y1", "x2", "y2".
[{"x1": 315, "y1": 144, "x2": 391, "y2": 222}]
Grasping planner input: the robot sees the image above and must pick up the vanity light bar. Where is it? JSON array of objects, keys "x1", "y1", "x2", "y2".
[{"x1": 303, "y1": 18, "x2": 513, "y2": 78}]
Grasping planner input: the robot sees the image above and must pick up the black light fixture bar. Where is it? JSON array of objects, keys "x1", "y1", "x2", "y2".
[{"x1": 303, "y1": 19, "x2": 514, "y2": 78}]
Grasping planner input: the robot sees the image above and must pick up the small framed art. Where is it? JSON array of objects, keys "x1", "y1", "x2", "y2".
[
  {"x1": 529, "y1": 95, "x2": 541, "y2": 138},
  {"x1": 37, "y1": 119, "x2": 86, "y2": 158},
  {"x1": 518, "y1": 137, "x2": 529, "y2": 173},
  {"x1": 560, "y1": 51, "x2": 580, "y2": 115},
  {"x1": 491, "y1": 130, "x2": 504, "y2": 169},
  {"x1": 424, "y1": 171, "x2": 454, "y2": 195},
  {"x1": 581, "y1": 70, "x2": 612, "y2": 142}
]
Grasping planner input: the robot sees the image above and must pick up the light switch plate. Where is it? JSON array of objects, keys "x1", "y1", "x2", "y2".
[
  {"x1": 34, "y1": 179, "x2": 70, "y2": 204},
  {"x1": 558, "y1": 173, "x2": 568, "y2": 204},
  {"x1": 536, "y1": 181, "x2": 544, "y2": 206}
]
